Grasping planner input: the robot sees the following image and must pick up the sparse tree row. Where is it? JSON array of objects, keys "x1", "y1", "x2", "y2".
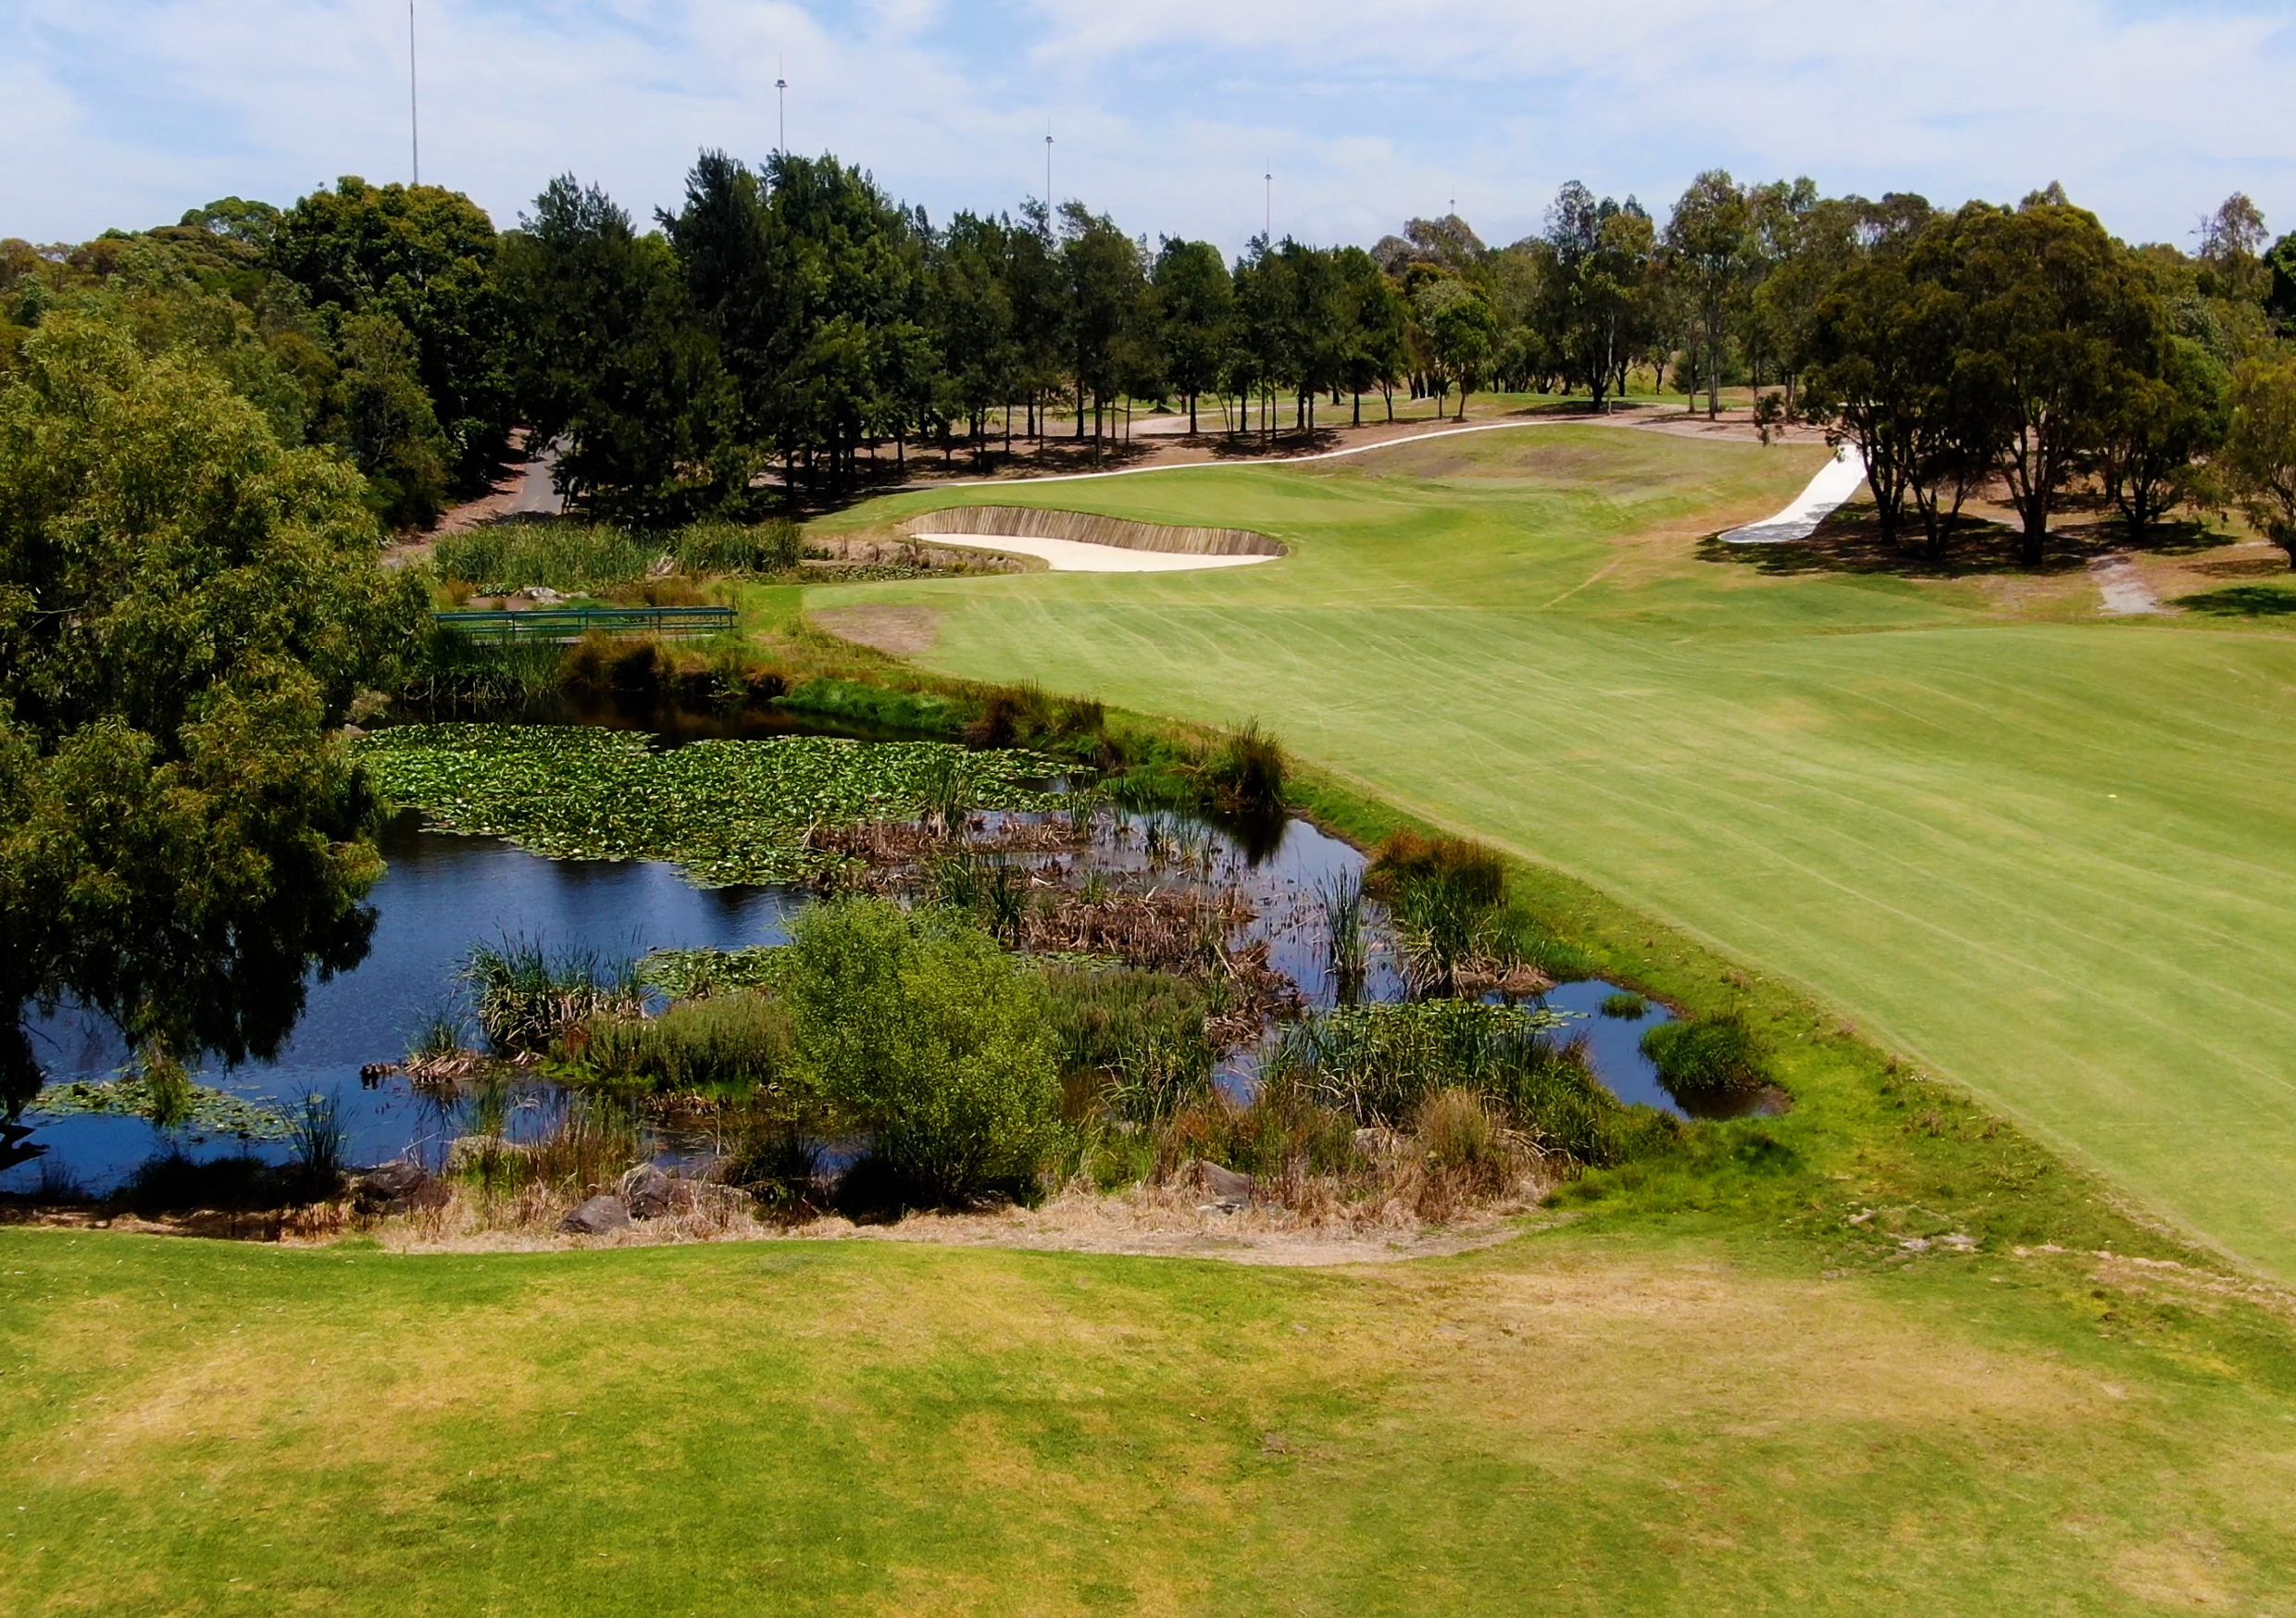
[{"x1": 8, "y1": 159, "x2": 2295, "y2": 541}]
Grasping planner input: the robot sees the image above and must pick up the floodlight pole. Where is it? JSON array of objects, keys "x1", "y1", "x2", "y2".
[
  {"x1": 1045, "y1": 126, "x2": 1054, "y2": 207},
  {"x1": 776, "y1": 56, "x2": 787, "y2": 155},
  {"x1": 1264, "y1": 168, "x2": 1271, "y2": 240},
  {"x1": 408, "y1": 1, "x2": 420, "y2": 187}
]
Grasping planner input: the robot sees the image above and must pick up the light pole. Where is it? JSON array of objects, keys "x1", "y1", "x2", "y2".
[
  {"x1": 776, "y1": 56, "x2": 787, "y2": 155},
  {"x1": 1044, "y1": 125, "x2": 1054, "y2": 207},
  {"x1": 408, "y1": 1, "x2": 419, "y2": 186},
  {"x1": 1264, "y1": 168, "x2": 1271, "y2": 240}
]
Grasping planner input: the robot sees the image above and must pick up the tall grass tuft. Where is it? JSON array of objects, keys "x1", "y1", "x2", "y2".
[
  {"x1": 1316, "y1": 871, "x2": 1369, "y2": 1000},
  {"x1": 463, "y1": 936, "x2": 643, "y2": 1055},
  {"x1": 1600, "y1": 990, "x2": 1650, "y2": 1019},
  {"x1": 1197, "y1": 720, "x2": 1285, "y2": 817},
  {"x1": 575, "y1": 994, "x2": 793, "y2": 1092},
  {"x1": 278, "y1": 1090, "x2": 349, "y2": 1198},
  {"x1": 432, "y1": 516, "x2": 803, "y2": 593},
  {"x1": 1042, "y1": 966, "x2": 1215, "y2": 1124}
]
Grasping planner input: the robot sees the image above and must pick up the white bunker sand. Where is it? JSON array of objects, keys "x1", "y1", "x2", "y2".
[
  {"x1": 903, "y1": 504, "x2": 1285, "y2": 573},
  {"x1": 1720, "y1": 445, "x2": 1869, "y2": 543}
]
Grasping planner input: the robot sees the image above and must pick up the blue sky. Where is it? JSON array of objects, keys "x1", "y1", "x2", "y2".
[{"x1": 6, "y1": 1, "x2": 2292, "y2": 254}]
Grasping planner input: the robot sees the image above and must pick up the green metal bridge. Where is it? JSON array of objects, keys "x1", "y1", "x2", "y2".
[{"x1": 431, "y1": 605, "x2": 738, "y2": 643}]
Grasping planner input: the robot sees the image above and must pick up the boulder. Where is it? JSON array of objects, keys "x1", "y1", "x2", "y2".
[
  {"x1": 351, "y1": 1159, "x2": 445, "y2": 1214},
  {"x1": 1183, "y1": 1159, "x2": 1254, "y2": 1208},
  {"x1": 618, "y1": 1164, "x2": 679, "y2": 1219},
  {"x1": 560, "y1": 1194, "x2": 632, "y2": 1236}
]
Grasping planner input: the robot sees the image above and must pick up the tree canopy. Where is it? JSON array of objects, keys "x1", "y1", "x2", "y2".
[{"x1": 0, "y1": 317, "x2": 418, "y2": 1112}]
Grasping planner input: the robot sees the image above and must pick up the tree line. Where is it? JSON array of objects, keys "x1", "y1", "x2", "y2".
[{"x1": 7, "y1": 158, "x2": 2296, "y2": 551}]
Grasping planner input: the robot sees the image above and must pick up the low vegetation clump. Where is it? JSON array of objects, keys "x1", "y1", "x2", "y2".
[
  {"x1": 1641, "y1": 1010, "x2": 1772, "y2": 1101},
  {"x1": 1041, "y1": 965, "x2": 1217, "y2": 1125},
  {"x1": 1270, "y1": 999, "x2": 1667, "y2": 1166},
  {"x1": 1601, "y1": 990, "x2": 1650, "y2": 1018},
  {"x1": 430, "y1": 517, "x2": 802, "y2": 594}
]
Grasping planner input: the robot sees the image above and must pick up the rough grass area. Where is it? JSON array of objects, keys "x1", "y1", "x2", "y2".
[
  {"x1": 4, "y1": 1218, "x2": 2293, "y2": 1615},
  {"x1": 810, "y1": 423, "x2": 2296, "y2": 1280}
]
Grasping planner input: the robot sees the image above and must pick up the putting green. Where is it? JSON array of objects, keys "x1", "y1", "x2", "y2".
[{"x1": 814, "y1": 425, "x2": 2296, "y2": 1280}]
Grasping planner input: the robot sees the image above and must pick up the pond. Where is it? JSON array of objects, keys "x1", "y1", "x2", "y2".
[{"x1": 6, "y1": 734, "x2": 1718, "y2": 1197}]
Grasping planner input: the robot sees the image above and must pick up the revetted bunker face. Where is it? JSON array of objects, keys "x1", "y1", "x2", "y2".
[{"x1": 901, "y1": 505, "x2": 1287, "y2": 558}]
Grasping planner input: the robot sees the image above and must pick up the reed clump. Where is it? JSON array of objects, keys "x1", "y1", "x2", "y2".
[
  {"x1": 463, "y1": 937, "x2": 643, "y2": 1056},
  {"x1": 572, "y1": 993, "x2": 793, "y2": 1092},
  {"x1": 1641, "y1": 1012, "x2": 1772, "y2": 1101}
]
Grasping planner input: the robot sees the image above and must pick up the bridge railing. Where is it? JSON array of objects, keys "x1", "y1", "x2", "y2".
[{"x1": 431, "y1": 606, "x2": 738, "y2": 643}]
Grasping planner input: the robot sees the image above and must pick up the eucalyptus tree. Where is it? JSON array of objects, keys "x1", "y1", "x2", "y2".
[
  {"x1": 1151, "y1": 238, "x2": 1231, "y2": 434},
  {"x1": 1228, "y1": 235, "x2": 1293, "y2": 439},
  {"x1": 2225, "y1": 355, "x2": 2296, "y2": 565},
  {"x1": 2096, "y1": 336, "x2": 2227, "y2": 537},
  {"x1": 1334, "y1": 246, "x2": 1408, "y2": 424},
  {"x1": 932, "y1": 211, "x2": 1021, "y2": 465},
  {"x1": 1416, "y1": 278, "x2": 1498, "y2": 420},
  {"x1": 1953, "y1": 194, "x2": 2160, "y2": 563},
  {"x1": 1005, "y1": 201, "x2": 1068, "y2": 439},
  {"x1": 1663, "y1": 170, "x2": 1753, "y2": 417},
  {"x1": 1541, "y1": 181, "x2": 1653, "y2": 412}
]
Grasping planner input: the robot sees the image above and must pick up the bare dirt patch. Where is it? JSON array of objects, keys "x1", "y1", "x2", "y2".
[{"x1": 808, "y1": 604, "x2": 944, "y2": 657}]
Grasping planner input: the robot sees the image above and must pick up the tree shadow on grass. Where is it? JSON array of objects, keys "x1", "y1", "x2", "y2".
[
  {"x1": 2173, "y1": 585, "x2": 2296, "y2": 617},
  {"x1": 1698, "y1": 504, "x2": 2225, "y2": 580}
]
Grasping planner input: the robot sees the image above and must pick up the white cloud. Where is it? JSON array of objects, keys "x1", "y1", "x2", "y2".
[{"x1": 2, "y1": 0, "x2": 2288, "y2": 252}]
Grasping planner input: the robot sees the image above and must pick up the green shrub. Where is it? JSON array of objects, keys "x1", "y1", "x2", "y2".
[
  {"x1": 1640, "y1": 1012, "x2": 1770, "y2": 1098},
  {"x1": 782, "y1": 898, "x2": 1060, "y2": 1204},
  {"x1": 575, "y1": 992, "x2": 792, "y2": 1092}
]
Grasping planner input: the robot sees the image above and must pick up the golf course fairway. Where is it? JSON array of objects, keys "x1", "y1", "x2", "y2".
[{"x1": 814, "y1": 423, "x2": 2296, "y2": 1280}]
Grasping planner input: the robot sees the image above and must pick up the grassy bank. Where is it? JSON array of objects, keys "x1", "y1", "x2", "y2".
[
  {"x1": 6, "y1": 1214, "x2": 2292, "y2": 1614},
  {"x1": 804, "y1": 422, "x2": 2296, "y2": 1281}
]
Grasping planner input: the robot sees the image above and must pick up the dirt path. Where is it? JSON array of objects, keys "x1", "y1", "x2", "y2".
[{"x1": 2090, "y1": 552, "x2": 2168, "y2": 616}]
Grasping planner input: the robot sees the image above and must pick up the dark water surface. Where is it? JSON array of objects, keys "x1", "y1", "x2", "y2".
[
  {"x1": 8, "y1": 813, "x2": 803, "y2": 1194},
  {"x1": 9, "y1": 791, "x2": 1700, "y2": 1195}
]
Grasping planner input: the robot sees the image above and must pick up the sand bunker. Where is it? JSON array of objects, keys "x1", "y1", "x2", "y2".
[
  {"x1": 903, "y1": 505, "x2": 1285, "y2": 572},
  {"x1": 1719, "y1": 445, "x2": 1869, "y2": 542}
]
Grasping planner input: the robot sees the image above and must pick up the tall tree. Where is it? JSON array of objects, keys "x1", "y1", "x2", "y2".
[
  {"x1": 0, "y1": 317, "x2": 418, "y2": 1113},
  {"x1": 1416, "y1": 280, "x2": 1498, "y2": 420},
  {"x1": 498, "y1": 177, "x2": 736, "y2": 521},
  {"x1": 1664, "y1": 170, "x2": 1753, "y2": 418},
  {"x1": 1059, "y1": 204, "x2": 1146, "y2": 457},
  {"x1": 269, "y1": 178, "x2": 516, "y2": 491},
  {"x1": 2224, "y1": 355, "x2": 2296, "y2": 566},
  {"x1": 1334, "y1": 247, "x2": 1408, "y2": 425},
  {"x1": 1954, "y1": 195, "x2": 2157, "y2": 564},
  {"x1": 2096, "y1": 335, "x2": 2227, "y2": 537},
  {"x1": 1542, "y1": 182, "x2": 1653, "y2": 413},
  {"x1": 1152, "y1": 238, "x2": 1231, "y2": 434}
]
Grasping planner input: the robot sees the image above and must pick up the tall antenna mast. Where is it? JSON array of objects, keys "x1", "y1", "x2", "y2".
[
  {"x1": 776, "y1": 56, "x2": 787, "y2": 155},
  {"x1": 408, "y1": 1, "x2": 420, "y2": 186}
]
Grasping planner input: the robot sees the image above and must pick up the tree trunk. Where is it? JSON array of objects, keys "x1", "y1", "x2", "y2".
[{"x1": 1188, "y1": 391, "x2": 1198, "y2": 435}]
